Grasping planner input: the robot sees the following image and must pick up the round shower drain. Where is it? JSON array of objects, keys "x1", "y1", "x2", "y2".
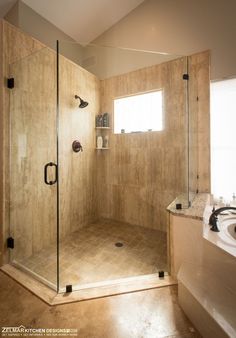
[{"x1": 115, "y1": 242, "x2": 124, "y2": 247}]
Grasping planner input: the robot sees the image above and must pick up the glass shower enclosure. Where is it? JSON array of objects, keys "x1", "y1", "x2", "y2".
[
  {"x1": 9, "y1": 47, "x2": 58, "y2": 290},
  {"x1": 8, "y1": 40, "x2": 194, "y2": 293}
]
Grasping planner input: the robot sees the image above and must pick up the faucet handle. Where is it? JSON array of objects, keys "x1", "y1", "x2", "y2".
[{"x1": 210, "y1": 215, "x2": 220, "y2": 232}]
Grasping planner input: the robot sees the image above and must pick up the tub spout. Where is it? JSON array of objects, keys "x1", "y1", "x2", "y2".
[{"x1": 209, "y1": 207, "x2": 236, "y2": 232}]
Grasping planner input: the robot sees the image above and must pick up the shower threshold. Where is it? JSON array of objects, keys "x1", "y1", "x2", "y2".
[{"x1": 1, "y1": 264, "x2": 177, "y2": 305}]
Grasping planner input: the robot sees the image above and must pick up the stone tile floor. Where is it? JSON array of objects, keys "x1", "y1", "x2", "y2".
[{"x1": 17, "y1": 219, "x2": 167, "y2": 289}]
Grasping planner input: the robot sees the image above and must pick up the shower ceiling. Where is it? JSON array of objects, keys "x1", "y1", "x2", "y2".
[{"x1": 20, "y1": 0, "x2": 145, "y2": 44}]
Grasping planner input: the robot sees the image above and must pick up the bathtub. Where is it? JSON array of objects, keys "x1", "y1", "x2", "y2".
[
  {"x1": 203, "y1": 207, "x2": 236, "y2": 258},
  {"x1": 177, "y1": 204, "x2": 236, "y2": 337},
  {"x1": 222, "y1": 216, "x2": 236, "y2": 241}
]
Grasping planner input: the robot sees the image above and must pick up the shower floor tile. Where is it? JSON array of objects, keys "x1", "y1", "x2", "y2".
[{"x1": 17, "y1": 219, "x2": 167, "y2": 289}]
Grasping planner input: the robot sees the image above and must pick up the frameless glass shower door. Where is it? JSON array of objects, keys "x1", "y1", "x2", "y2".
[
  {"x1": 57, "y1": 40, "x2": 190, "y2": 292},
  {"x1": 9, "y1": 47, "x2": 58, "y2": 290}
]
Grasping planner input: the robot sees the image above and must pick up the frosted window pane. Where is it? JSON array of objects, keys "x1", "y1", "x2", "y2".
[
  {"x1": 114, "y1": 90, "x2": 163, "y2": 134},
  {"x1": 211, "y1": 78, "x2": 236, "y2": 201}
]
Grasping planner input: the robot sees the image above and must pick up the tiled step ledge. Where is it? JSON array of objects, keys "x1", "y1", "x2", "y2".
[{"x1": 1, "y1": 264, "x2": 177, "y2": 305}]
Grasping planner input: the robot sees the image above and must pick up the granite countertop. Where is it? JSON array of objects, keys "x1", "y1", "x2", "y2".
[{"x1": 167, "y1": 193, "x2": 210, "y2": 220}]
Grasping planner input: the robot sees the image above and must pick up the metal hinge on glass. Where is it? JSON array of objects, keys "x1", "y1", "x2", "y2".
[
  {"x1": 183, "y1": 74, "x2": 189, "y2": 80},
  {"x1": 7, "y1": 237, "x2": 14, "y2": 249},
  {"x1": 7, "y1": 78, "x2": 14, "y2": 89}
]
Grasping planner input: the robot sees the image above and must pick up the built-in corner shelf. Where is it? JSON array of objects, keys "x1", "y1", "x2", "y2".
[{"x1": 95, "y1": 125, "x2": 110, "y2": 150}]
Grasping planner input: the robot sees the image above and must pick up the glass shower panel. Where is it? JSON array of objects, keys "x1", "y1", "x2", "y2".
[
  {"x1": 188, "y1": 56, "x2": 199, "y2": 204},
  {"x1": 57, "y1": 41, "x2": 189, "y2": 292},
  {"x1": 173, "y1": 56, "x2": 191, "y2": 209},
  {"x1": 9, "y1": 47, "x2": 58, "y2": 290}
]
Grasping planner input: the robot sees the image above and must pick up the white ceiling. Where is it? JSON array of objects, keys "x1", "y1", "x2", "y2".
[
  {"x1": 0, "y1": 0, "x2": 17, "y2": 18},
  {"x1": 19, "y1": 0, "x2": 145, "y2": 44}
]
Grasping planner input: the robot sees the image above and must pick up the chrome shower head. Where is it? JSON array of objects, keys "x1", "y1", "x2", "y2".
[{"x1": 75, "y1": 95, "x2": 89, "y2": 108}]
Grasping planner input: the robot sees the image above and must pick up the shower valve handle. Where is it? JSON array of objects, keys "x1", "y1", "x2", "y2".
[{"x1": 72, "y1": 140, "x2": 83, "y2": 153}]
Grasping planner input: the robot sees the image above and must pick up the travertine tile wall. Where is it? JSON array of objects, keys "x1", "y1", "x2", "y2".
[
  {"x1": 58, "y1": 55, "x2": 100, "y2": 238},
  {"x1": 9, "y1": 47, "x2": 58, "y2": 260},
  {"x1": 0, "y1": 20, "x2": 45, "y2": 265},
  {"x1": 0, "y1": 21, "x2": 100, "y2": 264},
  {"x1": 98, "y1": 58, "x2": 189, "y2": 232}
]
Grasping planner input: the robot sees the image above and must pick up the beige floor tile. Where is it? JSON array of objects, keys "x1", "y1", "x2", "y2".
[{"x1": 17, "y1": 219, "x2": 167, "y2": 289}]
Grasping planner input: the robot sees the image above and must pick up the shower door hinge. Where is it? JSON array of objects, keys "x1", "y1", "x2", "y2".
[
  {"x1": 176, "y1": 203, "x2": 182, "y2": 210},
  {"x1": 66, "y1": 285, "x2": 72, "y2": 293},
  {"x1": 158, "y1": 271, "x2": 165, "y2": 278},
  {"x1": 7, "y1": 78, "x2": 14, "y2": 89},
  {"x1": 183, "y1": 73, "x2": 189, "y2": 80},
  {"x1": 7, "y1": 237, "x2": 14, "y2": 249}
]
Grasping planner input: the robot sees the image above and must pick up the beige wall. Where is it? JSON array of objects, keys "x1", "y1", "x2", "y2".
[
  {"x1": 0, "y1": 20, "x2": 100, "y2": 265},
  {"x1": 59, "y1": 55, "x2": 100, "y2": 238},
  {"x1": 4, "y1": 1, "x2": 19, "y2": 27},
  {"x1": 0, "y1": 20, "x2": 45, "y2": 265},
  {"x1": 97, "y1": 50, "x2": 210, "y2": 231},
  {"x1": 5, "y1": 0, "x2": 234, "y2": 80},
  {"x1": 5, "y1": 1, "x2": 182, "y2": 80},
  {"x1": 82, "y1": 44, "x2": 181, "y2": 80},
  {"x1": 98, "y1": 57, "x2": 189, "y2": 232},
  {"x1": 94, "y1": 0, "x2": 236, "y2": 80},
  {"x1": 9, "y1": 47, "x2": 58, "y2": 260},
  {"x1": 5, "y1": 0, "x2": 84, "y2": 66}
]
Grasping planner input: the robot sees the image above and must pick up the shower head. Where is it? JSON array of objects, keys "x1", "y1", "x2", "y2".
[{"x1": 75, "y1": 95, "x2": 89, "y2": 108}]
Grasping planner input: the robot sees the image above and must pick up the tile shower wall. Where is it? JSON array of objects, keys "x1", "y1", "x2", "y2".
[
  {"x1": 0, "y1": 21, "x2": 46, "y2": 264},
  {"x1": 59, "y1": 55, "x2": 100, "y2": 238},
  {"x1": 0, "y1": 21, "x2": 100, "y2": 264},
  {"x1": 9, "y1": 47, "x2": 57, "y2": 260},
  {"x1": 98, "y1": 58, "x2": 189, "y2": 232}
]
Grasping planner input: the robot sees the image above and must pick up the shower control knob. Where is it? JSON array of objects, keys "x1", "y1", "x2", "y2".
[{"x1": 72, "y1": 140, "x2": 83, "y2": 153}]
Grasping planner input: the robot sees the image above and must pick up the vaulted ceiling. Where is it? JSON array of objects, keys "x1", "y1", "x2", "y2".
[
  {"x1": 0, "y1": 0, "x2": 145, "y2": 44},
  {"x1": 0, "y1": 0, "x2": 17, "y2": 18}
]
